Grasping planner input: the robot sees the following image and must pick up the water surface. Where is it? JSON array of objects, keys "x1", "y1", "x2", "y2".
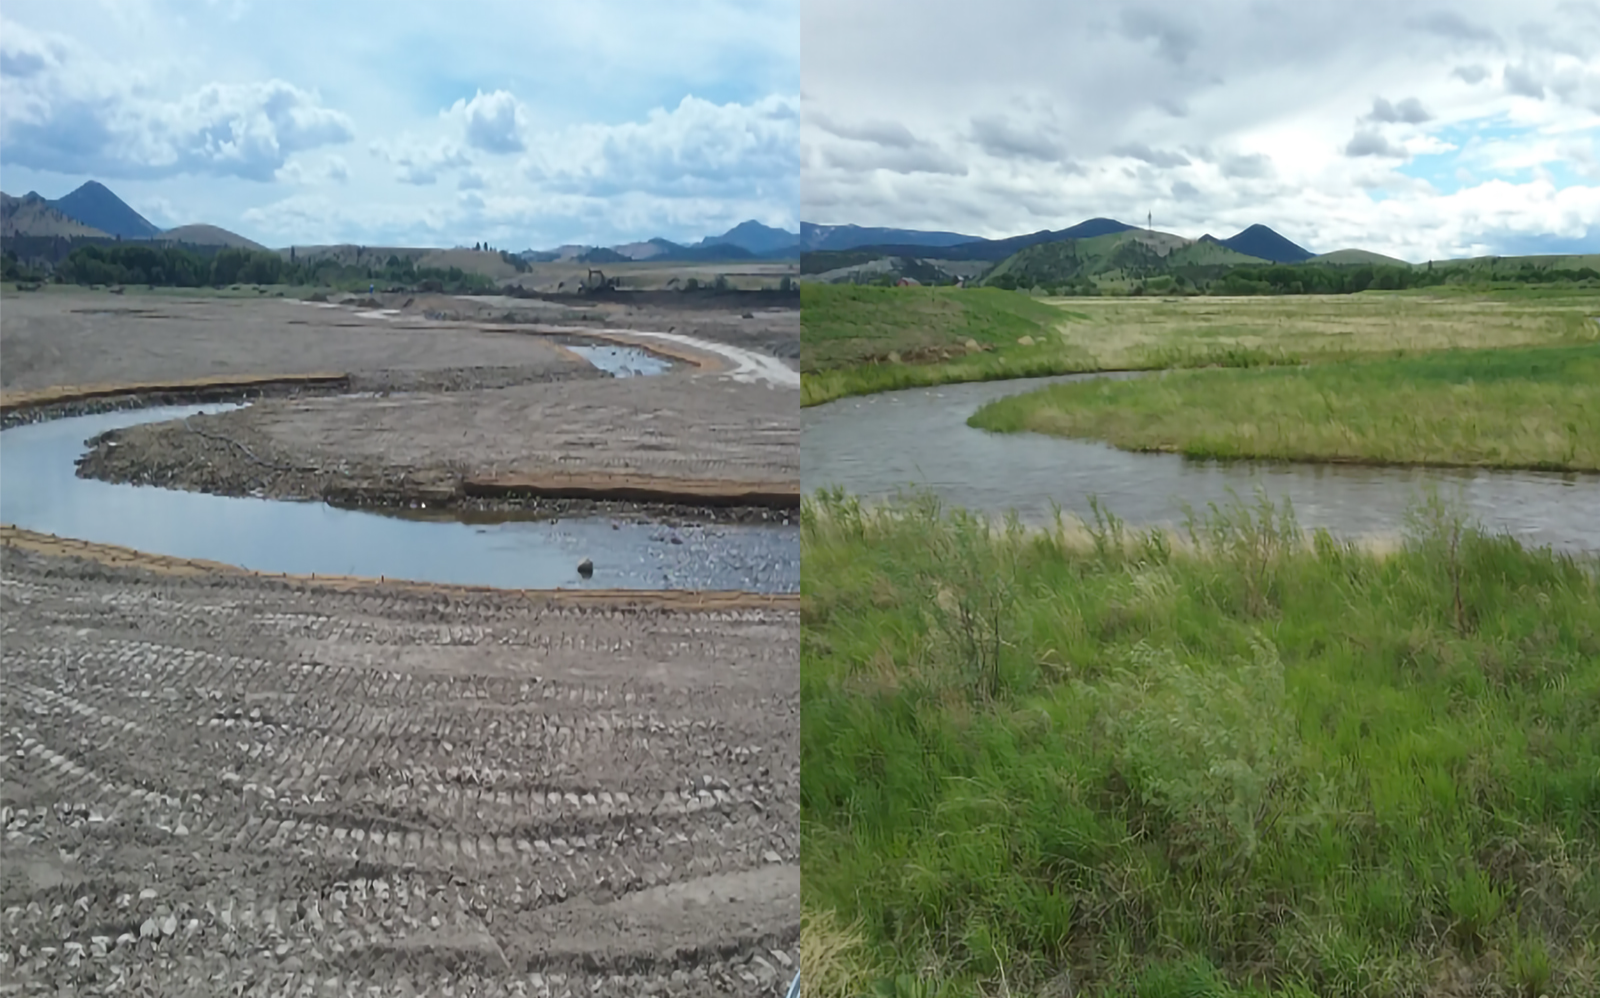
[
  {"x1": 2, "y1": 405, "x2": 798, "y2": 591},
  {"x1": 802, "y1": 374, "x2": 1600, "y2": 552}
]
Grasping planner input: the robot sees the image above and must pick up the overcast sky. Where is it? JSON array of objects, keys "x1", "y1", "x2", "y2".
[
  {"x1": 1, "y1": 0, "x2": 798, "y2": 249},
  {"x1": 802, "y1": 0, "x2": 1600, "y2": 260}
]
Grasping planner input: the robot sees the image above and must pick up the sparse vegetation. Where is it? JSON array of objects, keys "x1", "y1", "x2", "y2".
[
  {"x1": 801, "y1": 487, "x2": 1600, "y2": 997},
  {"x1": 970, "y1": 342, "x2": 1600, "y2": 472}
]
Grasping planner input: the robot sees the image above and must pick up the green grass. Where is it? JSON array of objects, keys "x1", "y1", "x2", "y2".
[
  {"x1": 970, "y1": 343, "x2": 1600, "y2": 472},
  {"x1": 800, "y1": 284, "x2": 1095, "y2": 405},
  {"x1": 801, "y1": 285, "x2": 1600, "y2": 407},
  {"x1": 801, "y1": 488, "x2": 1600, "y2": 997}
]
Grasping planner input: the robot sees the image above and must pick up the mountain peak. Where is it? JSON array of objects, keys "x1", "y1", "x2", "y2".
[
  {"x1": 50, "y1": 181, "x2": 161, "y2": 239},
  {"x1": 1219, "y1": 224, "x2": 1312, "y2": 263}
]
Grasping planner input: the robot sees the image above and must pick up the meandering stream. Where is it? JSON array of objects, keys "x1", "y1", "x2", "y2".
[
  {"x1": 2, "y1": 403, "x2": 799, "y2": 592},
  {"x1": 802, "y1": 373, "x2": 1600, "y2": 553}
]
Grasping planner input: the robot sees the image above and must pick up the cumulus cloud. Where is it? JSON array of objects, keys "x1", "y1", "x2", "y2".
[
  {"x1": 1345, "y1": 130, "x2": 1404, "y2": 157},
  {"x1": 446, "y1": 89, "x2": 526, "y2": 154},
  {"x1": 524, "y1": 93, "x2": 799, "y2": 198},
  {"x1": 276, "y1": 154, "x2": 349, "y2": 185},
  {"x1": 373, "y1": 138, "x2": 471, "y2": 185},
  {"x1": 0, "y1": 20, "x2": 351, "y2": 182},
  {"x1": 1367, "y1": 97, "x2": 1433, "y2": 123},
  {"x1": 1453, "y1": 64, "x2": 1491, "y2": 83}
]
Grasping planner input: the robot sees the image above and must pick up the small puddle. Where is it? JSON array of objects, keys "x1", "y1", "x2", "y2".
[
  {"x1": 1, "y1": 405, "x2": 797, "y2": 592},
  {"x1": 567, "y1": 344, "x2": 673, "y2": 378}
]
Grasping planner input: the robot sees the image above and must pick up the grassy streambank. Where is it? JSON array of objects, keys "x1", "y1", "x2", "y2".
[
  {"x1": 970, "y1": 343, "x2": 1600, "y2": 473},
  {"x1": 800, "y1": 285, "x2": 1600, "y2": 408},
  {"x1": 801, "y1": 284, "x2": 1098, "y2": 405},
  {"x1": 801, "y1": 489, "x2": 1600, "y2": 998}
]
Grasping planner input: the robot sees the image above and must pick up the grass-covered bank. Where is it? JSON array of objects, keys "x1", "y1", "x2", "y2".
[
  {"x1": 799, "y1": 284, "x2": 1093, "y2": 405},
  {"x1": 801, "y1": 489, "x2": 1600, "y2": 997},
  {"x1": 969, "y1": 343, "x2": 1600, "y2": 473},
  {"x1": 800, "y1": 285, "x2": 1600, "y2": 407}
]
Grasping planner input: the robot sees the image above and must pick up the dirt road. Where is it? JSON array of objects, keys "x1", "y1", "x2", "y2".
[{"x1": 0, "y1": 542, "x2": 799, "y2": 996}]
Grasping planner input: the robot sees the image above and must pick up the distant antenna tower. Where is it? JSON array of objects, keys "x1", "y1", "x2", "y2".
[{"x1": 1148, "y1": 211, "x2": 1153, "y2": 231}]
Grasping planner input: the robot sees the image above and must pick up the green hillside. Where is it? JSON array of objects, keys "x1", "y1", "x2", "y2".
[
  {"x1": 1311, "y1": 248, "x2": 1413, "y2": 267},
  {"x1": 983, "y1": 230, "x2": 1267, "y2": 291}
]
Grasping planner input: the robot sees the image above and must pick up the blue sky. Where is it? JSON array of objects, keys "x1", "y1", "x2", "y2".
[
  {"x1": 0, "y1": 0, "x2": 799, "y2": 249},
  {"x1": 802, "y1": 0, "x2": 1600, "y2": 261}
]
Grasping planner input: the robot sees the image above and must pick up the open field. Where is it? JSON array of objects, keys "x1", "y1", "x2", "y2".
[
  {"x1": 0, "y1": 540, "x2": 798, "y2": 996},
  {"x1": 971, "y1": 343, "x2": 1600, "y2": 473},
  {"x1": 800, "y1": 490, "x2": 1600, "y2": 997},
  {"x1": 0, "y1": 289, "x2": 590, "y2": 394},
  {"x1": 799, "y1": 285, "x2": 1600, "y2": 406}
]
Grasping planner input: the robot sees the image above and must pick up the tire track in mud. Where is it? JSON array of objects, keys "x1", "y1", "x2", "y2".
[{"x1": 0, "y1": 551, "x2": 797, "y2": 995}]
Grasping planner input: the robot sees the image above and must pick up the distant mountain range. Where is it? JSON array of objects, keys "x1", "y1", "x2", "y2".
[
  {"x1": 799, "y1": 217, "x2": 1323, "y2": 264},
  {"x1": 1, "y1": 181, "x2": 255, "y2": 248},
  {"x1": 1, "y1": 180, "x2": 801, "y2": 262},
  {"x1": 523, "y1": 220, "x2": 800, "y2": 264}
]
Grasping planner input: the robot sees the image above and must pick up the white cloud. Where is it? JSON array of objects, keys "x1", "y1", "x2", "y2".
[
  {"x1": 0, "y1": 0, "x2": 797, "y2": 249},
  {"x1": 524, "y1": 93, "x2": 799, "y2": 199},
  {"x1": 370, "y1": 136, "x2": 472, "y2": 185},
  {"x1": 802, "y1": 0, "x2": 1600, "y2": 258},
  {"x1": 0, "y1": 19, "x2": 352, "y2": 182},
  {"x1": 446, "y1": 89, "x2": 526, "y2": 154}
]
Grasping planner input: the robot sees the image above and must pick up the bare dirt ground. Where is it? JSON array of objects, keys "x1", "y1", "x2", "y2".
[
  {"x1": 0, "y1": 543, "x2": 799, "y2": 996},
  {"x1": 2, "y1": 289, "x2": 800, "y2": 517},
  {"x1": 0, "y1": 287, "x2": 801, "y2": 994},
  {"x1": 0, "y1": 292, "x2": 596, "y2": 395},
  {"x1": 78, "y1": 376, "x2": 799, "y2": 513}
]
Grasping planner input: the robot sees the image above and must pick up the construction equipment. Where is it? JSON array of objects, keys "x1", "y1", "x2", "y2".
[{"x1": 581, "y1": 269, "x2": 619, "y2": 294}]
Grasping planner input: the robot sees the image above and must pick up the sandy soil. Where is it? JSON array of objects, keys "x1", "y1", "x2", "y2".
[
  {"x1": 78, "y1": 376, "x2": 798, "y2": 512},
  {"x1": 2, "y1": 289, "x2": 800, "y2": 517},
  {"x1": 0, "y1": 292, "x2": 596, "y2": 394},
  {"x1": 0, "y1": 542, "x2": 799, "y2": 995}
]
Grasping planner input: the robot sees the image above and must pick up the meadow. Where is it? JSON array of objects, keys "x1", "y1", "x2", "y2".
[
  {"x1": 969, "y1": 342, "x2": 1600, "y2": 472},
  {"x1": 800, "y1": 285, "x2": 1600, "y2": 407},
  {"x1": 800, "y1": 489, "x2": 1600, "y2": 997}
]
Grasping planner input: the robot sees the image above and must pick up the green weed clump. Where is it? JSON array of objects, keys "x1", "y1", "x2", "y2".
[{"x1": 801, "y1": 487, "x2": 1600, "y2": 997}]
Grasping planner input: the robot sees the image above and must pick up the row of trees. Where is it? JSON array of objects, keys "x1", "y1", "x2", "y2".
[
  {"x1": 1214, "y1": 262, "x2": 1600, "y2": 295},
  {"x1": 980, "y1": 262, "x2": 1600, "y2": 297},
  {"x1": 51, "y1": 244, "x2": 496, "y2": 292}
]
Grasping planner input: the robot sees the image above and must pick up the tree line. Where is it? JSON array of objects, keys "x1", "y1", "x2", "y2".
[{"x1": 49, "y1": 244, "x2": 497, "y2": 292}]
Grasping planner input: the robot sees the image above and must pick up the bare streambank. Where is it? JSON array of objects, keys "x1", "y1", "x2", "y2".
[{"x1": 73, "y1": 376, "x2": 800, "y2": 523}]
